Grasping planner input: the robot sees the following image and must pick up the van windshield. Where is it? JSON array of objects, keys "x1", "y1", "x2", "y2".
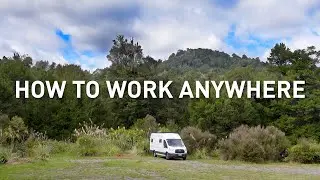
[{"x1": 166, "y1": 139, "x2": 183, "y2": 147}]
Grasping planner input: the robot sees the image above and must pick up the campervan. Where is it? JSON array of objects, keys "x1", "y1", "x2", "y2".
[{"x1": 150, "y1": 133, "x2": 187, "y2": 160}]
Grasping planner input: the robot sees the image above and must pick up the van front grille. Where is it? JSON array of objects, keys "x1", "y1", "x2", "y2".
[{"x1": 175, "y1": 149, "x2": 184, "y2": 153}]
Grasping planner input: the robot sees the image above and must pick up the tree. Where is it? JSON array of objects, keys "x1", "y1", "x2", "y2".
[
  {"x1": 3, "y1": 116, "x2": 28, "y2": 144},
  {"x1": 107, "y1": 35, "x2": 143, "y2": 75},
  {"x1": 266, "y1": 44, "x2": 320, "y2": 141},
  {"x1": 189, "y1": 97, "x2": 262, "y2": 137},
  {"x1": 0, "y1": 37, "x2": 318, "y2": 143},
  {"x1": 133, "y1": 114, "x2": 159, "y2": 137},
  {"x1": 268, "y1": 43, "x2": 292, "y2": 66}
]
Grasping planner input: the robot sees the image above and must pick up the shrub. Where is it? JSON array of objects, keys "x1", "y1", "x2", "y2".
[
  {"x1": 2, "y1": 116, "x2": 28, "y2": 145},
  {"x1": 165, "y1": 119, "x2": 179, "y2": 132},
  {"x1": 34, "y1": 144, "x2": 51, "y2": 161},
  {"x1": 210, "y1": 149, "x2": 220, "y2": 159},
  {"x1": 100, "y1": 142, "x2": 121, "y2": 156},
  {"x1": 157, "y1": 120, "x2": 179, "y2": 133},
  {"x1": 180, "y1": 126, "x2": 217, "y2": 154},
  {"x1": 287, "y1": 138, "x2": 320, "y2": 163},
  {"x1": 108, "y1": 127, "x2": 144, "y2": 151},
  {"x1": 24, "y1": 131, "x2": 48, "y2": 157},
  {"x1": 74, "y1": 120, "x2": 107, "y2": 138},
  {"x1": 45, "y1": 140, "x2": 75, "y2": 155},
  {"x1": 134, "y1": 138, "x2": 150, "y2": 155},
  {"x1": 76, "y1": 135, "x2": 121, "y2": 157},
  {"x1": 158, "y1": 126, "x2": 171, "y2": 133},
  {"x1": 77, "y1": 135, "x2": 99, "y2": 156},
  {"x1": 133, "y1": 115, "x2": 158, "y2": 137},
  {"x1": 219, "y1": 125, "x2": 290, "y2": 163},
  {"x1": 14, "y1": 142, "x2": 27, "y2": 158},
  {"x1": 0, "y1": 146, "x2": 11, "y2": 164},
  {"x1": 192, "y1": 148, "x2": 210, "y2": 159}
]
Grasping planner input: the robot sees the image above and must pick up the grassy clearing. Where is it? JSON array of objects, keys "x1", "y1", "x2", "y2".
[{"x1": 1, "y1": 155, "x2": 320, "y2": 180}]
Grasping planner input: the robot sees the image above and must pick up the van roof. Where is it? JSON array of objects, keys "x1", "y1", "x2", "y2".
[{"x1": 150, "y1": 133, "x2": 181, "y2": 139}]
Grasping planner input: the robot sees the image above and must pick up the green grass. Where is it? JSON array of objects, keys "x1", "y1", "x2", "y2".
[{"x1": 0, "y1": 155, "x2": 319, "y2": 179}]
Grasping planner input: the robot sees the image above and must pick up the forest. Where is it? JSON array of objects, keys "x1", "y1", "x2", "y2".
[
  {"x1": 0, "y1": 35, "x2": 319, "y2": 167},
  {"x1": 0, "y1": 35, "x2": 319, "y2": 142}
]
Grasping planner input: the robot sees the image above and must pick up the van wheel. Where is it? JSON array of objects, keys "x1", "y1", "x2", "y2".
[
  {"x1": 153, "y1": 151, "x2": 157, "y2": 157},
  {"x1": 165, "y1": 152, "x2": 170, "y2": 160},
  {"x1": 183, "y1": 156, "x2": 187, "y2": 160}
]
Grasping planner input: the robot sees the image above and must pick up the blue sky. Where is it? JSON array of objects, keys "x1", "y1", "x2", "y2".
[{"x1": 0, "y1": 0, "x2": 319, "y2": 71}]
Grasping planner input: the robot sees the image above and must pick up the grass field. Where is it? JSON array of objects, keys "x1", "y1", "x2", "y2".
[{"x1": 1, "y1": 155, "x2": 320, "y2": 180}]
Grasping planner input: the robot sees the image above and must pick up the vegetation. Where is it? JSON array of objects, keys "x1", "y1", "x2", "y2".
[
  {"x1": 0, "y1": 146, "x2": 10, "y2": 164},
  {"x1": 287, "y1": 138, "x2": 320, "y2": 163},
  {"x1": 0, "y1": 35, "x2": 319, "y2": 167},
  {"x1": 218, "y1": 125, "x2": 290, "y2": 162},
  {"x1": 180, "y1": 126, "x2": 217, "y2": 155}
]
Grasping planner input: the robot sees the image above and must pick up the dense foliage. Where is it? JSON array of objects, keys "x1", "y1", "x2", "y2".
[
  {"x1": 180, "y1": 126, "x2": 217, "y2": 154},
  {"x1": 0, "y1": 36, "x2": 319, "y2": 146},
  {"x1": 218, "y1": 125, "x2": 290, "y2": 162},
  {"x1": 287, "y1": 138, "x2": 320, "y2": 163}
]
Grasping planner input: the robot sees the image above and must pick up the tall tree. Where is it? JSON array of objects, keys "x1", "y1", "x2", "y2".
[{"x1": 107, "y1": 35, "x2": 143, "y2": 76}]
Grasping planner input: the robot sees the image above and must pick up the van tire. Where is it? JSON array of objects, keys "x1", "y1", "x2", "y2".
[
  {"x1": 183, "y1": 156, "x2": 187, "y2": 160},
  {"x1": 153, "y1": 151, "x2": 157, "y2": 157},
  {"x1": 165, "y1": 152, "x2": 170, "y2": 160}
]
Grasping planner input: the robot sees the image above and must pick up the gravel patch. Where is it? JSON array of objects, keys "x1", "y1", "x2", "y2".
[{"x1": 68, "y1": 158, "x2": 320, "y2": 176}]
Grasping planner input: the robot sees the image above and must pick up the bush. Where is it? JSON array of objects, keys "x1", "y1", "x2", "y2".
[
  {"x1": 45, "y1": 140, "x2": 76, "y2": 155},
  {"x1": 74, "y1": 120, "x2": 107, "y2": 138},
  {"x1": 133, "y1": 115, "x2": 158, "y2": 137},
  {"x1": 77, "y1": 135, "x2": 99, "y2": 156},
  {"x1": 14, "y1": 142, "x2": 27, "y2": 158},
  {"x1": 100, "y1": 142, "x2": 121, "y2": 156},
  {"x1": 134, "y1": 138, "x2": 149, "y2": 155},
  {"x1": 192, "y1": 148, "x2": 210, "y2": 159},
  {"x1": 24, "y1": 131, "x2": 48, "y2": 157},
  {"x1": 158, "y1": 126, "x2": 171, "y2": 133},
  {"x1": 77, "y1": 135, "x2": 121, "y2": 157},
  {"x1": 0, "y1": 146, "x2": 11, "y2": 164},
  {"x1": 219, "y1": 125, "x2": 290, "y2": 162},
  {"x1": 2, "y1": 116, "x2": 28, "y2": 145},
  {"x1": 108, "y1": 127, "x2": 144, "y2": 151},
  {"x1": 157, "y1": 120, "x2": 179, "y2": 133},
  {"x1": 287, "y1": 138, "x2": 320, "y2": 163},
  {"x1": 34, "y1": 144, "x2": 51, "y2": 161},
  {"x1": 180, "y1": 126, "x2": 217, "y2": 154},
  {"x1": 165, "y1": 119, "x2": 179, "y2": 132}
]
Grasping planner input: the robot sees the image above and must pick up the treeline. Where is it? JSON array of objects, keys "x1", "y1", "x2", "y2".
[{"x1": 0, "y1": 35, "x2": 319, "y2": 143}]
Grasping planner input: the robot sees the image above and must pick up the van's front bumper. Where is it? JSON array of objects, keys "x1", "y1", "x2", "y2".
[{"x1": 167, "y1": 153, "x2": 187, "y2": 159}]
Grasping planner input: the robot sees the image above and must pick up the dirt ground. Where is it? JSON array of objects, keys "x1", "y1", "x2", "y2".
[{"x1": 1, "y1": 156, "x2": 320, "y2": 179}]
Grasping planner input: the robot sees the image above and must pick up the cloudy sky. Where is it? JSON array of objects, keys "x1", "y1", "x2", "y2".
[{"x1": 1, "y1": 0, "x2": 320, "y2": 70}]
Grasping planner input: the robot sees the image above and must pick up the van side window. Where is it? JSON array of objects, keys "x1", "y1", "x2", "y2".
[
  {"x1": 159, "y1": 139, "x2": 162, "y2": 143},
  {"x1": 163, "y1": 140, "x2": 168, "y2": 148}
]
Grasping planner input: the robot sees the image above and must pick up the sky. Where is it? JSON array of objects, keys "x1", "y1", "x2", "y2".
[{"x1": 0, "y1": 0, "x2": 320, "y2": 71}]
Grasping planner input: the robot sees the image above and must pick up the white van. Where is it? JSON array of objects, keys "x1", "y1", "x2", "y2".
[{"x1": 150, "y1": 133, "x2": 187, "y2": 160}]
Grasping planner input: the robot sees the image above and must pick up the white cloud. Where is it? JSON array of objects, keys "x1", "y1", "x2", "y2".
[
  {"x1": 132, "y1": 1, "x2": 230, "y2": 60},
  {"x1": 232, "y1": 0, "x2": 319, "y2": 39},
  {"x1": 78, "y1": 55, "x2": 111, "y2": 72},
  {"x1": 287, "y1": 31, "x2": 320, "y2": 50},
  {"x1": 0, "y1": 0, "x2": 319, "y2": 70}
]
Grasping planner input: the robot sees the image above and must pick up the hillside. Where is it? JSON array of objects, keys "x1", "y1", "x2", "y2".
[{"x1": 161, "y1": 48, "x2": 265, "y2": 73}]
